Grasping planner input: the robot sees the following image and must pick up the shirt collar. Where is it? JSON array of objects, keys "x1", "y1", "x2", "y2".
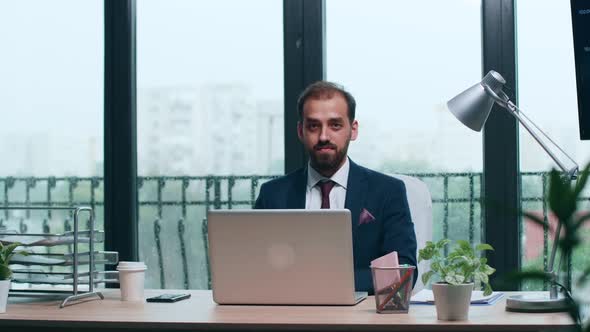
[{"x1": 306, "y1": 157, "x2": 350, "y2": 190}]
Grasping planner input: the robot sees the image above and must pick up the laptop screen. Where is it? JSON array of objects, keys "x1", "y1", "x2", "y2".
[{"x1": 207, "y1": 209, "x2": 363, "y2": 305}]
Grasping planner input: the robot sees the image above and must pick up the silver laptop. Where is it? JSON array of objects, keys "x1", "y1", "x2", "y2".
[{"x1": 207, "y1": 209, "x2": 367, "y2": 305}]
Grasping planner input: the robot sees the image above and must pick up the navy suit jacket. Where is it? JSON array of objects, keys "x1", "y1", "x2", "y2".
[{"x1": 254, "y1": 159, "x2": 417, "y2": 294}]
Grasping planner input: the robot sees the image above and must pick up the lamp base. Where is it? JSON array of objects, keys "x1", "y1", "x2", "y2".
[{"x1": 505, "y1": 293, "x2": 570, "y2": 313}]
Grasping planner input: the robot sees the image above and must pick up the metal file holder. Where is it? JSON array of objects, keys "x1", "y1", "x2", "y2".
[{"x1": 0, "y1": 206, "x2": 115, "y2": 308}]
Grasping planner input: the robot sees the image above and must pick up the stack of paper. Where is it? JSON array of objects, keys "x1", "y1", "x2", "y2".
[{"x1": 411, "y1": 289, "x2": 504, "y2": 305}]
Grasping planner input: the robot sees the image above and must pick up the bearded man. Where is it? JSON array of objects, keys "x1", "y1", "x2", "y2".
[{"x1": 254, "y1": 81, "x2": 417, "y2": 294}]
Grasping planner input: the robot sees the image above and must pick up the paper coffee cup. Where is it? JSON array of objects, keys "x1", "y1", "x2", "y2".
[{"x1": 117, "y1": 261, "x2": 147, "y2": 301}]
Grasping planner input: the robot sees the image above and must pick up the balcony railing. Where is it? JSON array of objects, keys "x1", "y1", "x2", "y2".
[{"x1": 1, "y1": 173, "x2": 587, "y2": 290}]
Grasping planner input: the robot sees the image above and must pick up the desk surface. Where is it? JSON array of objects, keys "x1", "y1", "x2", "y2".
[{"x1": 0, "y1": 290, "x2": 575, "y2": 332}]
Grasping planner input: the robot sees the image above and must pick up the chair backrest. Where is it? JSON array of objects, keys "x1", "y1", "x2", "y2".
[{"x1": 391, "y1": 174, "x2": 433, "y2": 294}]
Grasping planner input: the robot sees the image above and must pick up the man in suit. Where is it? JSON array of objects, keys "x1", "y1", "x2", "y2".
[{"x1": 254, "y1": 81, "x2": 417, "y2": 294}]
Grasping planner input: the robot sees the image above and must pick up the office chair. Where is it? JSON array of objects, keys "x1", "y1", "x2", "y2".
[{"x1": 391, "y1": 174, "x2": 433, "y2": 294}]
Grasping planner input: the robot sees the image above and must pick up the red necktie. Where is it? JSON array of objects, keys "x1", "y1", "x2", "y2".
[{"x1": 319, "y1": 180, "x2": 336, "y2": 209}]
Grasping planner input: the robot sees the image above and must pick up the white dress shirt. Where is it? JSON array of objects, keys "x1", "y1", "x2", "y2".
[{"x1": 305, "y1": 158, "x2": 350, "y2": 209}]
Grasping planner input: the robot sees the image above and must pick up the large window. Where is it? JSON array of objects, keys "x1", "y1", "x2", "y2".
[
  {"x1": 517, "y1": 0, "x2": 590, "y2": 290},
  {"x1": 0, "y1": 0, "x2": 104, "y2": 287},
  {"x1": 327, "y1": 0, "x2": 483, "y2": 244},
  {"x1": 0, "y1": 1, "x2": 103, "y2": 178},
  {"x1": 137, "y1": 0, "x2": 284, "y2": 289}
]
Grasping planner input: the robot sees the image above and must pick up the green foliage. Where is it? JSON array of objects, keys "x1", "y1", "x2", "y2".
[
  {"x1": 419, "y1": 239, "x2": 495, "y2": 296},
  {"x1": 521, "y1": 228, "x2": 590, "y2": 291},
  {"x1": 0, "y1": 242, "x2": 27, "y2": 280},
  {"x1": 522, "y1": 164, "x2": 590, "y2": 275},
  {"x1": 513, "y1": 162, "x2": 590, "y2": 331}
]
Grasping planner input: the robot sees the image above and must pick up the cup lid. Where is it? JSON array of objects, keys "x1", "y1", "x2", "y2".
[
  {"x1": 117, "y1": 261, "x2": 147, "y2": 270},
  {"x1": 118, "y1": 261, "x2": 146, "y2": 266},
  {"x1": 117, "y1": 266, "x2": 147, "y2": 271}
]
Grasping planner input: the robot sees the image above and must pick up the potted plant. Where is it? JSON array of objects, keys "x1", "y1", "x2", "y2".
[
  {"x1": 0, "y1": 242, "x2": 24, "y2": 314},
  {"x1": 418, "y1": 239, "x2": 495, "y2": 321}
]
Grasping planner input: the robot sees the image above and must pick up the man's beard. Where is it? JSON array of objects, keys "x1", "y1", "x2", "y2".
[{"x1": 309, "y1": 141, "x2": 350, "y2": 175}]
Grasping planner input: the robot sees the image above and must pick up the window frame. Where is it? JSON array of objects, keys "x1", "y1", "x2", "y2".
[{"x1": 103, "y1": 0, "x2": 522, "y2": 290}]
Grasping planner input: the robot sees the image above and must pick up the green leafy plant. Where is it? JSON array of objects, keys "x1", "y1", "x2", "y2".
[
  {"x1": 0, "y1": 242, "x2": 25, "y2": 280},
  {"x1": 419, "y1": 239, "x2": 496, "y2": 295},
  {"x1": 510, "y1": 163, "x2": 590, "y2": 331}
]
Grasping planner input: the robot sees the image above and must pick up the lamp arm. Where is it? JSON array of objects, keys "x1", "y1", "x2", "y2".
[
  {"x1": 482, "y1": 85, "x2": 579, "y2": 180},
  {"x1": 548, "y1": 220, "x2": 561, "y2": 276},
  {"x1": 504, "y1": 100, "x2": 579, "y2": 299},
  {"x1": 508, "y1": 102, "x2": 571, "y2": 299},
  {"x1": 547, "y1": 220, "x2": 563, "y2": 299},
  {"x1": 504, "y1": 101, "x2": 578, "y2": 180},
  {"x1": 482, "y1": 85, "x2": 578, "y2": 298}
]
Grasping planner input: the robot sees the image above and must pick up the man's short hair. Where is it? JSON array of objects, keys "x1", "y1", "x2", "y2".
[{"x1": 297, "y1": 81, "x2": 356, "y2": 123}]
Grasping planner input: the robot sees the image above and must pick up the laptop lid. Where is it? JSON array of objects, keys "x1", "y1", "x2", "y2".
[{"x1": 207, "y1": 209, "x2": 366, "y2": 305}]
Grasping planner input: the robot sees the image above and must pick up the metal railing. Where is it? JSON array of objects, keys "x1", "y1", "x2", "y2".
[{"x1": 1, "y1": 172, "x2": 587, "y2": 290}]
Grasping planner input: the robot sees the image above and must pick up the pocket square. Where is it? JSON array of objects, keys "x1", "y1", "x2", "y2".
[{"x1": 359, "y1": 208, "x2": 376, "y2": 225}]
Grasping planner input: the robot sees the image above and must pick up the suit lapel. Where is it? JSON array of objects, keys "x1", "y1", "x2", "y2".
[
  {"x1": 345, "y1": 160, "x2": 368, "y2": 229},
  {"x1": 287, "y1": 167, "x2": 307, "y2": 209}
]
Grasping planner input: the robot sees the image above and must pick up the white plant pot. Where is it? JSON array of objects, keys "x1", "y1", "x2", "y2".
[
  {"x1": 432, "y1": 282, "x2": 473, "y2": 321},
  {"x1": 0, "y1": 279, "x2": 10, "y2": 314}
]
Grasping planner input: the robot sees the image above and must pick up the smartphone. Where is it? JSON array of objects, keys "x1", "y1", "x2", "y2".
[{"x1": 146, "y1": 293, "x2": 191, "y2": 303}]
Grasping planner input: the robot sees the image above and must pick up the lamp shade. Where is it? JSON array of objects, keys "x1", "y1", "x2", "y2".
[{"x1": 447, "y1": 71, "x2": 506, "y2": 132}]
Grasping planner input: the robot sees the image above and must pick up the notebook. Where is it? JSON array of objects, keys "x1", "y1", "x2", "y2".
[{"x1": 207, "y1": 209, "x2": 367, "y2": 305}]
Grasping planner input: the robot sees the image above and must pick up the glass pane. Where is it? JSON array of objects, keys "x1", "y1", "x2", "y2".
[
  {"x1": 517, "y1": 0, "x2": 590, "y2": 291},
  {"x1": 327, "y1": 0, "x2": 483, "y2": 245},
  {"x1": 137, "y1": 0, "x2": 284, "y2": 289},
  {"x1": 0, "y1": 0, "x2": 104, "y2": 287}
]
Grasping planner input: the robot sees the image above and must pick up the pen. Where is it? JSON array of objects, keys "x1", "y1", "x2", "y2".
[
  {"x1": 377, "y1": 268, "x2": 414, "y2": 312},
  {"x1": 374, "y1": 266, "x2": 410, "y2": 295}
]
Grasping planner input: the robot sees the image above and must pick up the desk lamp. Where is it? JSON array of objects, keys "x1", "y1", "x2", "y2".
[{"x1": 447, "y1": 70, "x2": 579, "y2": 312}]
